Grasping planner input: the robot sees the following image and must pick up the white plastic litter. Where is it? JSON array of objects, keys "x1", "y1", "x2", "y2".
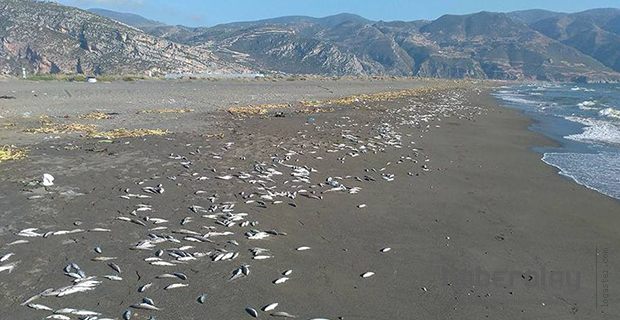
[{"x1": 42, "y1": 174, "x2": 55, "y2": 187}]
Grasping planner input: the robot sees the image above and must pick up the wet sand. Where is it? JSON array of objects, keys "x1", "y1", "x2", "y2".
[{"x1": 0, "y1": 81, "x2": 618, "y2": 320}]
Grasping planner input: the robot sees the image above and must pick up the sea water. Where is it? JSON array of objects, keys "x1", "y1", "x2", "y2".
[{"x1": 494, "y1": 83, "x2": 620, "y2": 200}]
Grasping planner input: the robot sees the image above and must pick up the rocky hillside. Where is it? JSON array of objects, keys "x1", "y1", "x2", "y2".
[
  {"x1": 3, "y1": 1, "x2": 620, "y2": 81},
  {"x1": 529, "y1": 9, "x2": 620, "y2": 73},
  {"x1": 121, "y1": 10, "x2": 618, "y2": 81},
  {"x1": 0, "y1": 0, "x2": 250, "y2": 76}
]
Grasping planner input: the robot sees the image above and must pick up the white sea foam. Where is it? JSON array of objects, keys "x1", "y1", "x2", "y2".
[
  {"x1": 577, "y1": 100, "x2": 597, "y2": 110},
  {"x1": 570, "y1": 87, "x2": 596, "y2": 92},
  {"x1": 564, "y1": 116, "x2": 620, "y2": 145},
  {"x1": 496, "y1": 93, "x2": 539, "y2": 105},
  {"x1": 542, "y1": 152, "x2": 620, "y2": 200},
  {"x1": 600, "y1": 107, "x2": 620, "y2": 120}
]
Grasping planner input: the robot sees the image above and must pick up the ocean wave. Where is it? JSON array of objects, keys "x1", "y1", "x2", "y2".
[
  {"x1": 542, "y1": 152, "x2": 620, "y2": 200},
  {"x1": 577, "y1": 100, "x2": 597, "y2": 110},
  {"x1": 570, "y1": 87, "x2": 596, "y2": 92},
  {"x1": 496, "y1": 93, "x2": 540, "y2": 105},
  {"x1": 564, "y1": 116, "x2": 620, "y2": 145},
  {"x1": 600, "y1": 107, "x2": 620, "y2": 120}
]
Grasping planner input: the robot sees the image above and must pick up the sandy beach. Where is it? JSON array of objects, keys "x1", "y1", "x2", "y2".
[{"x1": 0, "y1": 79, "x2": 618, "y2": 320}]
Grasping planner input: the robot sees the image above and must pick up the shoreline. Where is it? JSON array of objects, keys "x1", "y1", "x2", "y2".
[
  {"x1": 492, "y1": 84, "x2": 620, "y2": 202},
  {"x1": 0, "y1": 82, "x2": 618, "y2": 319}
]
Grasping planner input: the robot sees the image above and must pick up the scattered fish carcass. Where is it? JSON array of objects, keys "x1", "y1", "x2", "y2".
[{"x1": 7, "y1": 88, "x2": 481, "y2": 319}]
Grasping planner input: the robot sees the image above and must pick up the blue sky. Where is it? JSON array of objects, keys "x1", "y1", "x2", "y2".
[{"x1": 58, "y1": 0, "x2": 620, "y2": 27}]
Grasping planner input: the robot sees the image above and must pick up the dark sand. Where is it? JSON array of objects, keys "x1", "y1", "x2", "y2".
[{"x1": 0, "y1": 81, "x2": 618, "y2": 320}]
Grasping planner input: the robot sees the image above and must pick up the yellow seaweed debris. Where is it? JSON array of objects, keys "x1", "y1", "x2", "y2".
[
  {"x1": 300, "y1": 87, "x2": 440, "y2": 107},
  {"x1": 89, "y1": 128, "x2": 168, "y2": 139},
  {"x1": 0, "y1": 145, "x2": 27, "y2": 163},
  {"x1": 228, "y1": 103, "x2": 289, "y2": 115},
  {"x1": 79, "y1": 112, "x2": 112, "y2": 120},
  {"x1": 24, "y1": 122, "x2": 98, "y2": 134},
  {"x1": 138, "y1": 108, "x2": 194, "y2": 114}
]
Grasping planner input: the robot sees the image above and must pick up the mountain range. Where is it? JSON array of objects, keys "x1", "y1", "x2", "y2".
[{"x1": 1, "y1": 0, "x2": 620, "y2": 81}]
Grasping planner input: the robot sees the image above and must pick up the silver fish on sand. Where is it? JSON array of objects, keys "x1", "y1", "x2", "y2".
[
  {"x1": 138, "y1": 282, "x2": 153, "y2": 292},
  {"x1": 273, "y1": 277, "x2": 289, "y2": 284},
  {"x1": 164, "y1": 283, "x2": 188, "y2": 290},
  {"x1": 27, "y1": 303, "x2": 53, "y2": 311},
  {"x1": 0, "y1": 262, "x2": 18, "y2": 273},
  {"x1": 245, "y1": 307, "x2": 258, "y2": 318},
  {"x1": 197, "y1": 293, "x2": 208, "y2": 304},
  {"x1": 262, "y1": 302, "x2": 279, "y2": 311},
  {"x1": 131, "y1": 303, "x2": 160, "y2": 311},
  {"x1": 271, "y1": 311, "x2": 298, "y2": 318},
  {"x1": 123, "y1": 309, "x2": 132, "y2": 320},
  {"x1": 0, "y1": 253, "x2": 14, "y2": 262},
  {"x1": 108, "y1": 262, "x2": 122, "y2": 273}
]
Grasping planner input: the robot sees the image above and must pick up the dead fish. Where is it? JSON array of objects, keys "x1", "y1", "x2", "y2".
[
  {"x1": 143, "y1": 297, "x2": 155, "y2": 305},
  {"x1": 273, "y1": 277, "x2": 289, "y2": 284},
  {"x1": 0, "y1": 253, "x2": 14, "y2": 262},
  {"x1": 65, "y1": 272, "x2": 83, "y2": 279},
  {"x1": 283, "y1": 270, "x2": 292, "y2": 276},
  {"x1": 216, "y1": 175, "x2": 233, "y2": 180},
  {"x1": 52, "y1": 229, "x2": 84, "y2": 236},
  {"x1": 197, "y1": 293, "x2": 208, "y2": 304},
  {"x1": 21, "y1": 289, "x2": 53, "y2": 305},
  {"x1": 65, "y1": 309, "x2": 101, "y2": 316},
  {"x1": 253, "y1": 255, "x2": 272, "y2": 260},
  {"x1": 142, "y1": 185, "x2": 164, "y2": 194},
  {"x1": 108, "y1": 262, "x2": 122, "y2": 274},
  {"x1": 123, "y1": 309, "x2": 132, "y2": 320},
  {"x1": 89, "y1": 228, "x2": 111, "y2": 232},
  {"x1": 104, "y1": 275, "x2": 123, "y2": 281},
  {"x1": 361, "y1": 272, "x2": 375, "y2": 278},
  {"x1": 92, "y1": 256, "x2": 117, "y2": 261},
  {"x1": 262, "y1": 303, "x2": 279, "y2": 312},
  {"x1": 242, "y1": 265, "x2": 250, "y2": 276},
  {"x1": 138, "y1": 283, "x2": 153, "y2": 292},
  {"x1": 131, "y1": 303, "x2": 160, "y2": 311},
  {"x1": 27, "y1": 303, "x2": 53, "y2": 311},
  {"x1": 131, "y1": 219, "x2": 147, "y2": 226},
  {"x1": 380, "y1": 247, "x2": 391, "y2": 253},
  {"x1": 296, "y1": 246, "x2": 311, "y2": 251},
  {"x1": 17, "y1": 228, "x2": 43, "y2": 237},
  {"x1": 147, "y1": 217, "x2": 169, "y2": 224},
  {"x1": 245, "y1": 307, "x2": 259, "y2": 318},
  {"x1": 173, "y1": 272, "x2": 188, "y2": 280},
  {"x1": 151, "y1": 261, "x2": 176, "y2": 266},
  {"x1": 270, "y1": 311, "x2": 298, "y2": 318},
  {"x1": 7, "y1": 240, "x2": 28, "y2": 246},
  {"x1": 357, "y1": 204, "x2": 367, "y2": 208},
  {"x1": 46, "y1": 315, "x2": 72, "y2": 320},
  {"x1": 94, "y1": 247, "x2": 102, "y2": 254},
  {"x1": 0, "y1": 262, "x2": 18, "y2": 273},
  {"x1": 229, "y1": 267, "x2": 244, "y2": 281},
  {"x1": 46, "y1": 315, "x2": 70, "y2": 320},
  {"x1": 164, "y1": 283, "x2": 188, "y2": 290}
]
